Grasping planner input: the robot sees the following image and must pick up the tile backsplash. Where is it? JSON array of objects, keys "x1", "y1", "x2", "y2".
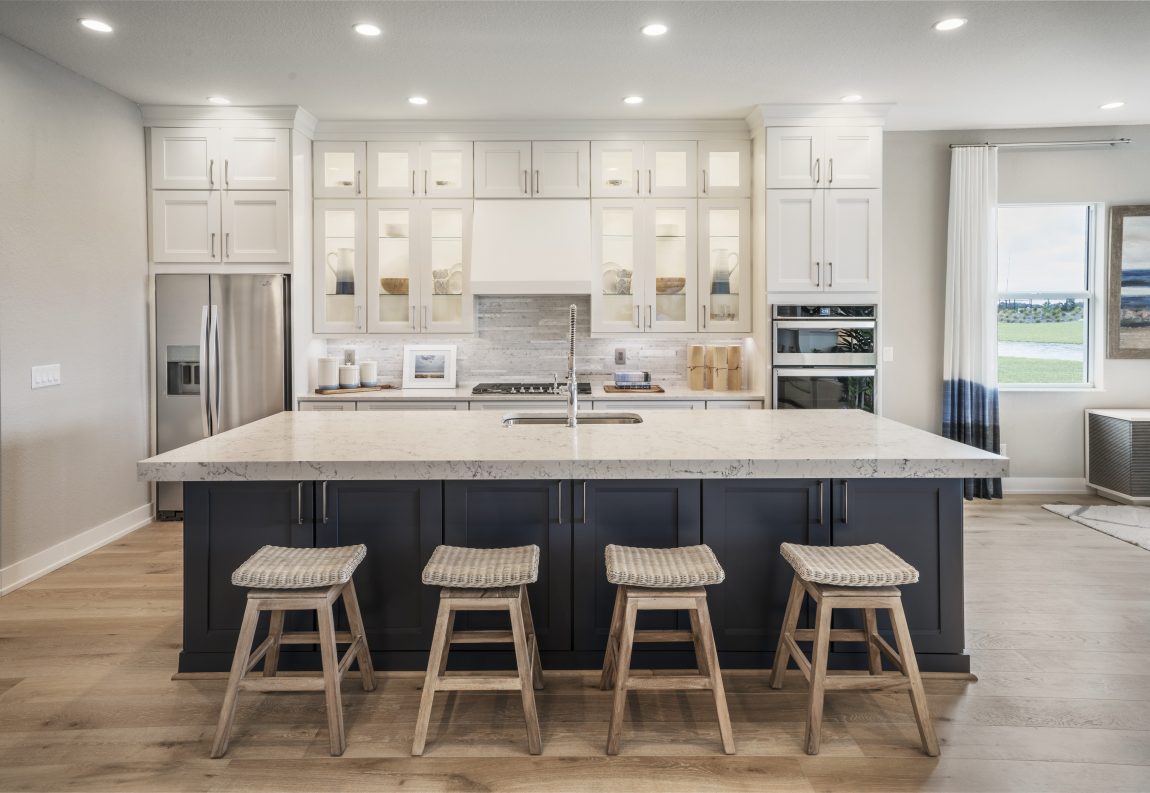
[{"x1": 325, "y1": 296, "x2": 751, "y2": 386}]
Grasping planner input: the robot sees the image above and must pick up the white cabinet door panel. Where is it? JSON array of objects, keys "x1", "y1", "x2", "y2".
[
  {"x1": 151, "y1": 191, "x2": 221, "y2": 262},
  {"x1": 298, "y1": 401, "x2": 356, "y2": 411},
  {"x1": 706, "y1": 400, "x2": 764, "y2": 409},
  {"x1": 592, "y1": 400, "x2": 705, "y2": 410},
  {"x1": 314, "y1": 199, "x2": 367, "y2": 333},
  {"x1": 591, "y1": 141, "x2": 644, "y2": 197},
  {"x1": 644, "y1": 141, "x2": 697, "y2": 197},
  {"x1": 824, "y1": 189, "x2": 880, "y2": 292},
  {"x1": 367, "y1": 142, "x2": 420, "y2": 198},
  {"x1": 645, "y1": 198, "x2": 697, "y2": 332},
  {"x1": 313, "y1": 142, "x2": 365, "y2": 198},
  {"x1": 420, "y1": 143, "x2": 473, "y2": 198},
  {"x1": 149, "y1": 128, "x2": 220, "y2": 190},
  {"x1": 222, "y1": 129, "x2": 290, "y2": 190},
  {"x1": 366, "y1": 199, "x2": 420, "y2": 333},
  {"x1": 698, "y1": 140, "x2": 751, "y2": 198},
  {"x1": 699, "y1": 198, "x2": 751, "y2": 333},
  {"x1": 532, "y1": 141, "x2": 590, "y2": 197},
  {"x1": 474, "y1": 142, "x2": 532, "y2": 198},
  {"x1": 766, "y1": 190, "x2": 823, "y2": 292},
  {"x1": 591, "y1": 199, "x2": 643, "y2": 333},
  {"x1": 222, "y1": 191, "x2": 291, "y2": 263},
  {"x1": 357, "y1": 400, "x2": 469, "y2": 410},
  {"x1": 825, "y1": 127, "x2": 882, "y2": 189},
  {"x1": 766, "y1": 128, "x2": 823, "y2": 189}
]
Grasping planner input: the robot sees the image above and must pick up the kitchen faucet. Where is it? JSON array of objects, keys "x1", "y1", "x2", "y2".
[{"x1": 566, "y1": 303, "x2": 578, "y2": 427}]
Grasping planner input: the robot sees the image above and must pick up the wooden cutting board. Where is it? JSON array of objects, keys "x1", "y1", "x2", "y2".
[
  {"x1": 313, "y1": 385, "x2": 395, "y2": 395},
  {"x1": 602, "y1": 385, "x2": 665, "y2": 394}
]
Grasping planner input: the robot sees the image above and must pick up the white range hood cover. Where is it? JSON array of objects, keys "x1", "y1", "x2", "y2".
[{"x1": 470, "y1": 200, "x2": 592, "y2": 295}]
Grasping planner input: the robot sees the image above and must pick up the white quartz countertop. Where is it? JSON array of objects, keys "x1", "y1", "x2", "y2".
[
  {"x1": 138, "y1": 409, "x2": 1009, "y2": 482},
  {"x1": 299, "y1": 381, "x2": 764, "y2": 402}
]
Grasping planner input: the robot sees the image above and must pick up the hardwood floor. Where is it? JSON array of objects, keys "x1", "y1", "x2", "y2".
[{"x1": 1, "y1": 494, "x2": 1148, "y2": 792}]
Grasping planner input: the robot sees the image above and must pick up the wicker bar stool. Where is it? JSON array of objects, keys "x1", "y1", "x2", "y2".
[
  {"x1": 599, "y1": 544, "x2": 735, "y2": 755},
  {"x1": 210, "y1": 544, "x2": 375, "y2": 758},
  {"x1": 412, "y1": 545, "x2": 544, "y2": 756},
  {"x1": 769, "y1": 542, "x2": 939, "y2": 756}
]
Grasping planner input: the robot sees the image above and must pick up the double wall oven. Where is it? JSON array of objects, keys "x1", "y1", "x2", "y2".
[{"x1": 772, "y1": 304, "x2": 877, "y2": 412}]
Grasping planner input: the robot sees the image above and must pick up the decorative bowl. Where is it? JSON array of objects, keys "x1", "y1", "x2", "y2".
[
  {"x1": 380, "y1": 277, "x2": 409, "y2": 295},
  {"x1": 656, "y1": 277, "x2": 686, "y2": 294}
]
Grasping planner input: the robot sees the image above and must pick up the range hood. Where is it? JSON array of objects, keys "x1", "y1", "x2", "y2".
[{"x1": 470, "y1": 200, "x2": 592, "y2": 295}]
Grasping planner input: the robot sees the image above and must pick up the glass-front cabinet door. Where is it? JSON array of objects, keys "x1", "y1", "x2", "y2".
[
  {"x1": 419, "y1": 143, "x2": 473, "y2": 198},
  {"x1": 313, "y1": 142, "x2": 365, "y2": 199},
  {"x1": 645, "y1": 199, "x2": 697, "y2": 332},
  {"x1": 699, "y1": 198, "x2": 751, "y2": 333},
  {"x1": 698, "y1": 140, "x2": 751, "y2": 198},
  {"x1": 314, "y1": 200, "x2": 366, "y2": 333},
  {"x1": 420, "y1": 201, "x2": 474, "y2": 333},
  {"x1": 591, "y1": 141, "x2": 644, "y2": 197},
  {"x1": 367, "y1": 142, "x2": 421, "y2": 198},
  {"x1": 644, "y1": 141, "x2": 697, "y2": 198},
  {"x1": 591, "y1": 200, "x2": 642, "y2": 333},
  {"x1": 367, "y1": 200, "x2": 418, "y2": 332}
]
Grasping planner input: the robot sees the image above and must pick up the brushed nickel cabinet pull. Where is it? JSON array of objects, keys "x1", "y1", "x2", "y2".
[
  {"x1": 225, "y1": 232, "x2": 231, "y2": 259},
  {"x1": 843, "y1": 480, "x2": 849, "y2": 523},
  {"x1": 534, "y1": 169, "x2": 540, "y2": 195},
  {"x1": 701, "y1": 304, "x2": 707, "y2": 329},
  {"x1": 412, "y1": 169, "x2": 417, "y2": 196},
  {"x1": 355, "y1": 170, "x2": 361, "y2": 195},
  {"x1": 423, "y1": 170, "x2": 428, "y2": 194},
  {"x1": 321, "y1": 481, "x2": 329, "y2": 524},
  {"x1": 355, "y1": 305, "x2": 363, "y2": 330},
  {"x1": 556, "y1": 480, "x2": 563, "y2": 523},
  {"x1": 814, "y1": 261, "x2": 820, "y2": 287},
  {"x1": 410, "y1": 305, "x2": 417, "y2": 330},
  {"x1": 817, "y1": 480, "x2": 824, "y2": 525},
  {"x1": 635, "y1": 170, "x2": 639, "y2": 194},
  {"x1": 579, "y1": 481, "x2": 587, "y2": 524},
  {"x1": 209, "y1": 159, "x2": 215, "y2": 188},
  {"x1": 829, "y1": 158, "x2": 834, "y2": 185},
  {"x1": 224, "y1": 159, "x2": 230, "y2": 188},
  {"x1": 646, "y1": 304, "x2": 652, "y2": 328},
  {"x1": 422, "y1": 305, "x2": 428, "y2": 329},
  {"x1": 210, "y1": 232, "x2": 217, "y2": 258},
  {"x1": 297, "y1": 482, "x2": 304, "y2": 525},
  {"x1": 702, "y1": 168, "x2": 708, "y2": 194},
  {"x1": 813, "y1": 158, "x2": 820, "y2": 185},
  {"x1": 648, "y1": 169, "x2": 652, "y2": 194},
  {"x1": 523, "y1": 169, "x2": 529, "y2": 195},
  {"x1": 634, "y1": 304, "x2": 640, "y2": 328},
  {"x1": 828, "y1": 262, "x2": 833, "y2": 289}
]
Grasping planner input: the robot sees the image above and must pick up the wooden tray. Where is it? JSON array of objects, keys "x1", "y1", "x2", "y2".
[
  {"x1": 602, "y1": 384, "x2": 665, "y2": 394},
  {"x1": 313, "y1": 385, "x2": 394, "y2": 395}
]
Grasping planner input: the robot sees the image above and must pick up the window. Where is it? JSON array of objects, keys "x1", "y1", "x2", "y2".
[{"x1": 997, "y1": 203, "x2": 1100, "y2": 388}]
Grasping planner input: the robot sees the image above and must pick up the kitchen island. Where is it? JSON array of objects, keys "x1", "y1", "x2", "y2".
[{"x1": 138, "y1": 409, "x2": 1007, "y2": 674}]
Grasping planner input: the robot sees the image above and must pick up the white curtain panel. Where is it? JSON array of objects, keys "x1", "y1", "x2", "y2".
[{"x1": 942, "y1": 146, "x2": 1002, "y2": 499}]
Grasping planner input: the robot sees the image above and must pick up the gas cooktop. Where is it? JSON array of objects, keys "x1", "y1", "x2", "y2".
[{"x1": 471, "y1": 382, "x2": 592, "y2": 396}]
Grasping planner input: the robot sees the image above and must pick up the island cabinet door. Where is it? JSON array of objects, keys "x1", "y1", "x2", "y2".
[
  {"x1": 830, "y1": 479, "x2": 963, "y2": 656},
  {"x1": 701, "y1": 479, "x2": 829, "y2": 653},
  {"x1": 183, "y1": 482, "x2": 315, "y2": 656},
  {"x1": 572, "y1": 480, "x2": 702, "y2": 653},
  {"x1": 444, "y1": 481, "x2": 572, "y2": 652},
  {"x1": 317, "y1": 481, "x2": 443, "y2": 653}
]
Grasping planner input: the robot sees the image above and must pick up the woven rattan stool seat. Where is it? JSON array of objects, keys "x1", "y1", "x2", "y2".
[
  {"x1": 604, "y1": 544, "x2": 725, "y2": 588},
  {"x1": 231, "y1": 545, "x2": 366, "y2": 589},
  {"x1": 422, "y1": 545, "x2": 540, "y2": 588},
  {"x1": 780, "y1": 543, "x2": 918, "y2": 587}
]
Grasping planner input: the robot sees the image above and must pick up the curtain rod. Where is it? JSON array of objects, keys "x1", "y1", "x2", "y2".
[{"x1": 949, "y1": 138, "x2": 1132, "y2": 149}]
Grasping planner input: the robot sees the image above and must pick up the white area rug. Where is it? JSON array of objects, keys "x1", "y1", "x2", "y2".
[{"x1": 1043, "y1": 504, "x2": 1150, "y2": 551}]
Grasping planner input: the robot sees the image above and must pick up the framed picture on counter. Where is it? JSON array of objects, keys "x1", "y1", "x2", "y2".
[{"x1": 402, "y1": 344, "x2": 457, "y2": 389}]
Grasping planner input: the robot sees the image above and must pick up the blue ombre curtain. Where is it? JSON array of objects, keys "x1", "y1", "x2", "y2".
[{"x1": 942, "y1": 146, "x2": 1002, "y2": 500}]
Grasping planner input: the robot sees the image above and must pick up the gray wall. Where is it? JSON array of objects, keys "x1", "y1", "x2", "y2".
[
  {"x1": 883, "y1": 125, "x2": 1150, "y2": 480},
  {"x1": 0, "y1": 37, "x2": 150, "y2": 571}
]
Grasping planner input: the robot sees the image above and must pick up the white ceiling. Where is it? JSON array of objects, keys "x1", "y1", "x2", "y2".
[{"x1": 1, "y1": 1, "x2": 1147, "y2": 131}]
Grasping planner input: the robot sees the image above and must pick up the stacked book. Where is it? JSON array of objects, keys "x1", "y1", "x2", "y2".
[{"x1": 613, "y1": 371, "x2": 653, "y2": 390}]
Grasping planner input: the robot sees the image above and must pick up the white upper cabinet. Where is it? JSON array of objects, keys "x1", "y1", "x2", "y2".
[
  {"x1": 474, "y1": 142, "x2": 532, "y2": 198},
  {"x1": 699, "y1": 198, "x2": 751, "y2": 333},
  {"x1": 221, "y1": 191, "x2": 291, "y2": 262},
  {"x1": 221, "y1": 129, "x2": 290, "y2": 190},
  {"x1": 823, "y1": 189, "x2": 881, "y2": 291},
  {"x1": 591, "y1": 200, "x2": 643, "y2": 333},
  {"x1": 767, "y1": 127, "x2": 882, "y2": 189},
  {"x1": 766, "y1": 188, "x2": 880, "y2": 293},
  {"x1": 766, "y1": 190, "x2": 823, "y2": 291},
  {"x1": 367, "y1": 199, "x2": 420, "y2": 332},
  {"x1": 532, "y1": 141, "x2": 590, "y2": 197},
  {"x1": 420, "y1": 200, "x2": 474, "y2": 333},
  {"x1": 592, "y1": 141, "x2": 702, "y2": 197},
  {"x1": 591, "y1": 141, "x2": 644, "y2": 197},
  {"x1": 149, "y1": 128, "x2": 220, "y2": 190},
  {"x1": 314, "y1": 199, "x2": 367, "y2": 334},
  {"x1": 151, "y1": 191, "x2": 221, "y2": 262},
  {"x1": 698, "y1": 140, "x2": 751, "y2": 198},
  {"x1": 367, "y1": 142, "x2": 421, "y2": 198},
  {"x1": 645, "y1": 198, "x2": 698, "y2": 332},
  {"x1": 644, "y1": 141, "x2": 697, "y2": 197},
  {"x1": 313, "y1": 142, "x2": 365, "y2": 199},
  {"x1": 420, "y1": 142, "x2": 473, "y2": 198}
]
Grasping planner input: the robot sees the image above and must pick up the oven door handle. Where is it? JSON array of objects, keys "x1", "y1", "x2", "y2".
[
  {"x1": 773, "y1": 367, "x2": 876, "y2": 378},
  {"x1": 772, "y1": 320, "x2": 876, "y2": 330}
]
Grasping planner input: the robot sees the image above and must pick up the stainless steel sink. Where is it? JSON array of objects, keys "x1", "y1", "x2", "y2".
[{"x1": 501, "y1": 411, "x2": 643, "y2": 426}]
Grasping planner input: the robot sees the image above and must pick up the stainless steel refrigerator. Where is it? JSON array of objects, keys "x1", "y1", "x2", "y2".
[{"x1": 155, "y1": 274, "x2": 291, "y2": 518}]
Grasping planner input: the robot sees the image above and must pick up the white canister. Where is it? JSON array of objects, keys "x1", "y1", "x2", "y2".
[
  {"x1": 358, "y1": 360, "x2": 378, "y2": 387},
  {"x1": 317, "y1": 356, "x2": 341, "y2": 390},
  {"x1": 338, "y1": 364, "x2": 361, "y2": 389}
]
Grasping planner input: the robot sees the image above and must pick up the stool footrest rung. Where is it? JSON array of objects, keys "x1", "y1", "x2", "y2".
[
  {"x1": 277, "y1": 631, "x2": 354, "y2": 645},
  {"x1": 434, "y1": 675, "x2": 522, "y2": 691},
  {"x1": 633, "y1": 630, "x2": 695, "y2": 643},
  {"x1": 823, "y1": 674, "x2": 911, "y2": 691},
  {"x1": 624, "y1": 675, "x2": 713, "y2": 690},
  {"x1": 792, "y1": 628, "x2": 868, "y2": 642},
  {"x1": 238, "y1": 677, "x2": 326, "y2": 693},
  {"x1": 449, "y1": 630, "x2": 515, "y2": 644}
]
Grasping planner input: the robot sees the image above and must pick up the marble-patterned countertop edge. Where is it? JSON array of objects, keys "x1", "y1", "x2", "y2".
[{"x1": 299, "y1": 381, "x2": 765, "y2": 402}]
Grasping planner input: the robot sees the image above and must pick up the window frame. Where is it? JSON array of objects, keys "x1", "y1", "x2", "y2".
[{"x1": 996, "y1": 201, "x2": 1105, "y2": 392}]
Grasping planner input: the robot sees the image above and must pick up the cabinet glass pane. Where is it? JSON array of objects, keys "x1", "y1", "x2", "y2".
[
  {"x1": 706, "y1": 208, "x2": 742, "y2": 323},
  {"x1": 653, "y1": 208, "x2": 688, "y2": 323},
  {"x1": 428, "y1": 151, "x2": 463, "y2": 190},
  {"x1": 708, "y1": 151, "x2": 741, "y2": 188},
  {"x1": 430, "y1": 208, "x2": 464, "y2": 324},
  {"x1": 323, "y1": 209, "x2": 357, "y2": 324},
  {"x1": 322, "y1": 152, "x2": 356, "y2": 191},
  {"x1": 376, "y1": 208, "x2": 412, "y2": 324},
  {"x1": 655, "y1": 151, "x2": 687, "y2": 188},
  {"x1": 601, "y1": 207, "x2": 635, "y2": 323},
  {"x1": 599, "y1": 149, "x2": 636, "y2": 192},
  {"x1": 376, "y1": 151, "x2": 412, "y2": 191}
]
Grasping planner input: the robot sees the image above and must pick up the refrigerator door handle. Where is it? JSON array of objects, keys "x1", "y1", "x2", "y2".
[
  {"x1": 199, "y1": 306, "x2": 211, "y2": 437},
  {"x1": 208, "y1": 304, "x2": 221, "y2": 434}
]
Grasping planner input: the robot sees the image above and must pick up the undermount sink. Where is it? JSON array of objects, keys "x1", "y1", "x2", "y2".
[{"x1": 501, "y1": 411, "x2": 643, "y2": 426}]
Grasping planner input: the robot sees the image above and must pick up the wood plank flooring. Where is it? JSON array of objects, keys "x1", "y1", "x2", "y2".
[{"x1": 1, "y1": 494, "x2": 1148, "y2": 792}]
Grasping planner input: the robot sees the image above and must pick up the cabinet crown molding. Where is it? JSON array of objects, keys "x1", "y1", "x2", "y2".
[
  {"x1": 141, "y1": 105, "x2": 317, "y2": 136},
  {"x1": 747, "y1": 103, "x2": 893, "y2": 129},
  {"x1": 313, "y1": 118, "x2": 751, "y2": 142}
]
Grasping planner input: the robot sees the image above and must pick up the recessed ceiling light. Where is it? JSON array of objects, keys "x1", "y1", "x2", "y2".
[
  {"x1": 207, "y1": 96, "x2": 231, "y2": 105},
  {"x1": 933, "y1": 17, "x2": 967, "y2": 31},
  {"x1": 408, "y1": 96, "x2": 428, "y2": 105},
  {"x1": 623, "y1": 96, "x2": 644, "y2": 105},
  {"x1": 79, "y1": 18, "x2": 113, "y2": 33},
  {"x1": 353, "y1": 23, "x2": 382, "y2": 37},
  {"x1": 1100, "y1": 101, "x2": 1125, "y2": 110},
  {"x1": 840, "y1": 94, "x2": 863, "y2": 103},
  {"x1": 641, "y1": 23, "x2": 668, "y2": 36}
]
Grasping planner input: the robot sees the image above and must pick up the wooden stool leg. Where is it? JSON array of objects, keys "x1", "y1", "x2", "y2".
[
  {"x1": 263, "y1": 610, "x2": 285, "y2": 678},
  {"x1": 342, "y1": 583, "x2": 377, "y2": 692},
  {"x1": 519, "y1": 586, "x2": 544, "y2": 691},
  {"x1": 863, "y1": 607, "x2": 883, "y2": 676},
  {"x1": 606, "y1": 597, "x2": 638, "y2": 756},
  {"x1": 769, "y1": 575, "x2": 805, "y2": 689},
  {"x1": 412, "y1": 599, "x2": 453, "y2": 756},
  {"x1": 437, "y1": 609, "x2": 454, "y2": 677},
  {"x1": 805, "y1": 598, "x2": 833, "y2": 755},
  {"x1": 599, "y1": 586, "x2": 624, "y2": 690},
  {"x1": 509, "y1": 595, "x2": 543, "y2": 755},
  {"x1": 210, "y1": 599, "x2": 261, "y2": 758},
  {"x1": 688, "y1": 608, "x2": 711, "y2": 678},
  {"x1": 694, "y1": 596, "x2": 735, "y2": 755},
  {"x1": 317, "y1": 601, "x2": 347, "y2": 757},
  {"x1": 889, "y1": 600, "x2": 940, "y2": 756}
]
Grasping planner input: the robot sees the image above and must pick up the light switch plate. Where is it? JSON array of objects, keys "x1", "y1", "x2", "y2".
[
  {"x1": 31, "y1": 363, "x2": 61, "y2": 389},
  {"x1": 615, "y1": 348, "x2": 626, "y2": 366},
  {"x1": 882, "y1": 346, "x2": 895, "y2": 362}
]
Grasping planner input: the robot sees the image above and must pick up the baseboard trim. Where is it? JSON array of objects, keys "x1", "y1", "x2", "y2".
[
  {"x1": 1003, "y1": 476, "x2": 1090, "y2": 494},
  {"x1": 0, "y1": 503, "x2": 153, "y2": 596}
]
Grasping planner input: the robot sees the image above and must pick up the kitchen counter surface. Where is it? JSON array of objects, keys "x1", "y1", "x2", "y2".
[
  {"x1": 138, "y1": 408, "x2": 1008, "y2": 482},
  {"x1": 299, "y1": 381, "x2": 765, "y2": 402}
]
